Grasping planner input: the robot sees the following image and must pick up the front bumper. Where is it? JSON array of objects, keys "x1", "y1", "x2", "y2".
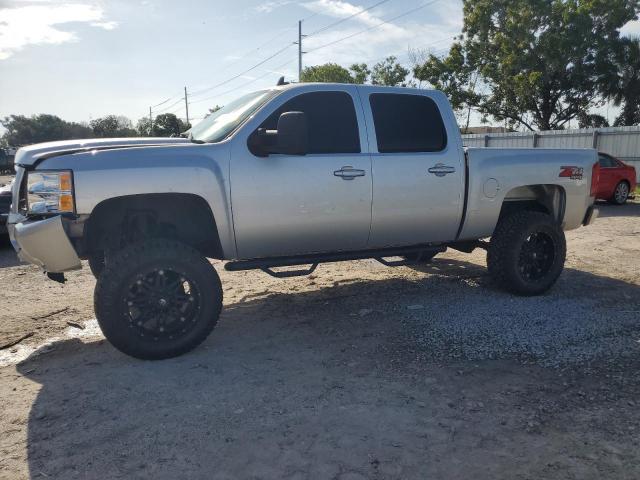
[{"x1": 8, "y1": 213, "x2": 81, "y2": 272}]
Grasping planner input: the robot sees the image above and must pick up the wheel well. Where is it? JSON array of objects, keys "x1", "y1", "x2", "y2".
[
  {"x1": 83, "y1": 193, "x2": 223, "y2": 259},
  {"x1": 498, "y1": 184, "x2": 566, "y2": 225}
]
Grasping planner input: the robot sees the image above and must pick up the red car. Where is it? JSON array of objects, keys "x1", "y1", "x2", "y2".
[{"x1": 595, "y1": 152, "x2": 637, "y2": 205}]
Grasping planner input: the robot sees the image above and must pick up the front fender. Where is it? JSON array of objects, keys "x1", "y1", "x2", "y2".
[{"x1": 38, "y1": 143, "x2": 236, "y2": 258}]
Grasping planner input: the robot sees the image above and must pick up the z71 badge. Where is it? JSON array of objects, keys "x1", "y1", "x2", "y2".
[{"x1": 559, "y1": 166, "x2": 584, "y2": 180}]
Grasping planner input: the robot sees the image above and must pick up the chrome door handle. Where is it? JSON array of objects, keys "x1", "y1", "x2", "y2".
[
  {"x1": 334, "y1": 166, "x2": 366, "y2": 180},
  {"x1": 428, "y1": 163, "x2": 456, "y2": 177}
]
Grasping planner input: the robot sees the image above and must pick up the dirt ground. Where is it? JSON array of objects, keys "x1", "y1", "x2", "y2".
[{"x1": 0, "y1": 189, "x2": 639, "y2": 479}]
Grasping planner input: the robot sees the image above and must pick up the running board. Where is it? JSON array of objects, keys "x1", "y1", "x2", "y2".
[{"x1": 225, "y1": 245, "x2": 446, "y2": 277}]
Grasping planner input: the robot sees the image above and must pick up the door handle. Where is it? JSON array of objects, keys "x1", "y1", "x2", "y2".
[
  {"x1": 428, "y1": 163, "x2": 456, "y2": 177},
  {"x1": 334, "y1": 166, "x2": 366, "y2": 180}
]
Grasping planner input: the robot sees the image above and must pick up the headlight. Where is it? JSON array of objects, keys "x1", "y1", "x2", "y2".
[{"x1": 26, "y1": 171, "x2": 75, "y2": 214}]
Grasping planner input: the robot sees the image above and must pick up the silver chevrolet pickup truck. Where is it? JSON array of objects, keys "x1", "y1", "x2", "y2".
[{"x1": 8, "y1": 83, "x2": 599, "y2": 359}]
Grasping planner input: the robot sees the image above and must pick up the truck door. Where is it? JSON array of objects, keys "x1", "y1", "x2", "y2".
[
  {"x1": 360, "y1": 89, "x2": 465, "y2": 247},
  {"x1": 230, "y1": 87, "x2": 372, "y2": 259}
]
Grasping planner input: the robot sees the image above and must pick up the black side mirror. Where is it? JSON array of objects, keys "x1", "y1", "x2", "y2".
[
  {"x1": 276, "y1": 111, "x2": 308, "y2": 155},
  {"x1": 247, "y1": 111, "x2": 308, "y2": 157}
]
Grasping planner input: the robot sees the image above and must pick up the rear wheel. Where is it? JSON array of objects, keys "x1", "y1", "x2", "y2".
[
  {"x1": 94, "y1": 239, "x2": 222, "y2": 360},
  {"x1": 611, "y1": 181, "x2": 630, "y2": 205},
  {"x1": 487, "y1": 211, "x2": 566, "y2": 296}
]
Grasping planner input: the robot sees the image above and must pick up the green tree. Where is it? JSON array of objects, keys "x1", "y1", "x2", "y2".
[
  {"x1": 90, "y1": 115, "x2": 137, "y2": 137},
  {"x1": 0, "y1": 114, "x2": 93, "y2": 146},
  {"x1": 349, "y1": 63, "x2": 370, "y2": 84},
  {"x1": 414, "y1": 43, "x2": 481, "y2": 131},
  {"x1": 599, "y1": 37, "x2": 640, "y2": 126},
  {"x1": 136, "y1": 117, "x2": 153, "y2": 136},
  {"x1": 300, "y1": 63, "x2": 355, "y2": 83},
  {"x1": 151, "y1": 113, "x2": 190, "y2": 137},
  {"x1": 371, "y1": 56, "x2": 409, "y2": 86},
  {"x1": 415, "y1": 0, "x2": 639, "y2": 131}
]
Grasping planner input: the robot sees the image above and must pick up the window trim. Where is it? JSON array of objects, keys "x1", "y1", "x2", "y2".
[
  {"x1": 254, "y1": 90, "x2": 362, "y2": 156},
  {"x1": 368, "y1": 92, "x2": 448, "y2": 154}
]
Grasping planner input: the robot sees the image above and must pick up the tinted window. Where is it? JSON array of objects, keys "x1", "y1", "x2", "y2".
[
  {"x1": 260, "y1": 91, "x2": 360, "y2": 154},
  {"x1": 598, "y1": 155, "x2": 616, "y2": 168},
  {"x1": 370, "y1": 94, "x2": 447, "y2": 153}
]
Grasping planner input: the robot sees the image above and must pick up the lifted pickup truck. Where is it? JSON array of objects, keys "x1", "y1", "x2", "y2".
[{"x1": 8, "y1": 83, "x2": 599, "y2": 359}]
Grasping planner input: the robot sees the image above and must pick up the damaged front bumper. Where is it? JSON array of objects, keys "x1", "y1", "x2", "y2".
[{"x1": 8, "y1": 213, "x2": 81, "y2": 273}]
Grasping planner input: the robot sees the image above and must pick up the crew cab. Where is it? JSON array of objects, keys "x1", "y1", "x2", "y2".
[{"x1": 8, "y1": 83, "x2": 599, "y2": 359}]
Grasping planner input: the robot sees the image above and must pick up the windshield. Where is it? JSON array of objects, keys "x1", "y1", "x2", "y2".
[{"x1": 189, "y1": 89, "x2": 276, "y2": 143}]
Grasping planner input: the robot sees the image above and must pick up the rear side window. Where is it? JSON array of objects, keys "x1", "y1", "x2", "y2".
[
  {"x1": 369, "y1": 93, "x2": 447, "y2": 153},
  {"x1": 260, "y1": 91, "x2": 360, "y2": 154}
]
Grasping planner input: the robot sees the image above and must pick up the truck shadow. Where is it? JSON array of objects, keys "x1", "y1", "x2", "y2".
[
  {"x1": 0, "y1": 237, "x2": 22, "y2": 269},
  {"x1": 595, "y1": 201, "x2": 640, "y2": 218},
  {"x1": 14, "y1": 261, "x2": 640, "y2": 479}
]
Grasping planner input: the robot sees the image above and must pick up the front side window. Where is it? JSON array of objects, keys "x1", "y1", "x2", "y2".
[
  {"x1": 369, "y1": 93, "x2": 447, "y2": 153},
  {"x1": 259, "y1": 91, "x2": 360, "y2": 154}
]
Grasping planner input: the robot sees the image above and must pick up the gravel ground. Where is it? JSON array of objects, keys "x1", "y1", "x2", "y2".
[{"x1": 0, "y1": 199, "x2": 639, "y2": 479}]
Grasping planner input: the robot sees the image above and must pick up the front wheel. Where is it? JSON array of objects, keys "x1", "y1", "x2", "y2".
[
  {"x1": 94, "y1": 239, "x2": 223, "y2": 360},
  {"x1": 487, "y1": 211, "x2": 566, "y2": 296}
]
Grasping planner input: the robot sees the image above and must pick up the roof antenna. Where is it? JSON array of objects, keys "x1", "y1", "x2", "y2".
[{"x1": 276, "y1": 76, "x2": 289, "y2": 86}]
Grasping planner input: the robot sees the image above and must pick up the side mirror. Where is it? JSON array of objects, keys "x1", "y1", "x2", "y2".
[
  {"x1": 276, "y1": 111, "x2": 308, "y2": 155},
  {"x1": 247, "y1": 111, "x2": 308, "y2": 157}
]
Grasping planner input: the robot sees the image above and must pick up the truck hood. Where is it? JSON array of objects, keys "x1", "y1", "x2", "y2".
[{"x1": 14, "y1": 137, "x2": 190, "y2": 167}]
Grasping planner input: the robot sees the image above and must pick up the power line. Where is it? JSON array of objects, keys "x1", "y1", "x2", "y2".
[
  {"x1": 307, "y1": 0, "x2": 441, "y2": 54},
  {"x1": 189, "y1": 43, "x2": 294, "y2": 98},
  {"x1": 306, "y1": 0, "x2": 393, "y2": 37},
  {"x1": 189, "y1": 58, "x2": 296, "y2": 106}
]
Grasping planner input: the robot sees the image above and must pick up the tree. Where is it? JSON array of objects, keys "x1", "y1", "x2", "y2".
[
  {"x1": 301, "y1": 58, "x2": 410, "y2": 86},
  {"x1": 300, "y1": 63, "x2": 355, "y2": 83},
  {"x1": 136, "y1": 117, "x2": 153, "y2": 136},
  {"x1": 151, "y1": 113, "x2": 191, "y2": 137},
  {"x1": 90, "y1": 115, "x2": 137, "y2": 137},
  {"x1": 0, "y1": 114, "x2": 93, "y2": 146},
  {"x1": 349, "y1": 63, "x2": 370, "y2": 84},
  {"x1": 204, "y1": 105, "x2": 222, "y2": 119},
  {"x1": 414, "y1": 43, "x2": 481, "y2": 131},
  {"x1": 414, "y1": 0, "x2": 639, "y2": 131},
  {"x1": 599, "y1": 37, "x2": 640, "y2": 126},
  {"x1": 371, "y1": 56, "x2": 409, "y2": 86}
]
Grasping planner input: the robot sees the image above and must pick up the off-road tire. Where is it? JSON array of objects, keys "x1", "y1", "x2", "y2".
[
  {"x1": 94, "y1": 239, "x2": 222, "y2": 360},
  {"x1": 88, "y1": 251, "x2": 106, "y2": 278},
  {"x1": 610, "y1": 181, "x2": 630, "y2": 205},
  {"x1": 487, "y1": 211, "x2": 566, "y2": 296}
]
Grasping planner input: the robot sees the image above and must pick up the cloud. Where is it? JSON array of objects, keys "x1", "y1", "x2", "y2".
[
  {"x1": 254, "y1": 1, "x2": 295, "y2": 14},
  {"x1": 300, "y1": 0, "x2": 462, "y2": 67},
  {"x1": 90, "y1": 21, "x2": 118, "y2": 31},
  {"x1": 0, "y1": 3, "x2": 118, "y2": 60},
  {"x1": 621, "y1": 20, "x2": 640, "y2": 37}
]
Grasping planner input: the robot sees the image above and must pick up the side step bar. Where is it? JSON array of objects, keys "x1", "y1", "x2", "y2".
[{"x1": 225, "y1": 245, "x2": 447, "y2": 278}]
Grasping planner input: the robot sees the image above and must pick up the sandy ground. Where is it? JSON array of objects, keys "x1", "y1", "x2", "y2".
[{"x1": 0, "y1": 196, "x2": 639, "y2": 479}]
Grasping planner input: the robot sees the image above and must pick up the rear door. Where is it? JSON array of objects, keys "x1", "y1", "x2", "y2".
[
  {"x1": 230, "y1": 86, "x2": 372, "y2": 259},
  {"x1": 359, "y1": 88, "x2": 465, "y2": 247}
]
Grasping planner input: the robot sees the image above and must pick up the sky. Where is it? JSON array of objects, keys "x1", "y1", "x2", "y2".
[
  {"x1": 0, "y1": 0, "x2": 464, "y2": 127},
  {"x1": 0, "y1": 0, "x2": 638, "y2": 129}
]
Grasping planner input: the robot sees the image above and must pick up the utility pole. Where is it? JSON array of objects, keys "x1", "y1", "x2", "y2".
[
  {"x1": 184, "y1": 86, "x2": 190, "y2": 125},
  {"x1": 298, "y1": 20, "x2": 303, "y2": 81},
  {"x1": 296, "y1": 20, "x2": 307, "y2": 81},
  {"x1": 148, "y1": 106, "x2": 153, "y2": 135}
]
